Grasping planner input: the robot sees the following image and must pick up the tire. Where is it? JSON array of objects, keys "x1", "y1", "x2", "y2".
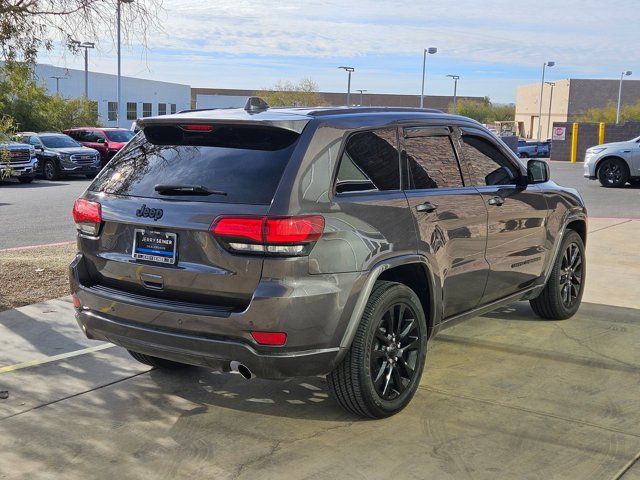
[
  {"x1": 18, "y1": 177, "x2": 34, "y2": 184},
  {"x1": 127, "y1": 350, "x2": 192, "y2": 369},
  {"x1": 598, "y1": 158, "x2": 629, "y2": 188},
  {"x1": 629, "y1": 178, "x2": 640, "y2": 186},
  {"x1": 530, "y1": 230, "x2": 585, "y2": 320},
  {"x1": 43, "y1": 160, "x2": 60, "y2": 181},
  {"x1": 327, "y1": 281, "x2": 428, "y2": 418}
]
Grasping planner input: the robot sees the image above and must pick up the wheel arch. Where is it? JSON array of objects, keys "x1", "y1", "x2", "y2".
[{"x1": 338, "y1": 255, "x2": 441, "y2": 354}]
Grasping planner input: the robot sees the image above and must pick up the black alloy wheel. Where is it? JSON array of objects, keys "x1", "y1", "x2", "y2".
[
  {"x1": 43, "y1": 160, "x2": 59, "y2": 181},
  {"x1": 328, "y1": 281, "x2": 427, "y2": 418},
  {"x1": 370, "y1": 302, "x2": 421, "y2": 401},
  {"x1": 598, "y1": 158, "x2": 628, "y2": 187},
  {"x1": 559, "y1": 242, "x2": 583, "y2": 308},
  {"x1": 530, "y1": 229, "x2": 586, "y2": 320}
]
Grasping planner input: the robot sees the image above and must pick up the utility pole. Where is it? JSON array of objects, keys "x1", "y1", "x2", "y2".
[
  {"x1": 537, "y1": 61, "x2": 555, "y2": 139},
  {"x1": 545, "y1": 81, "x2": 555, "y2": 139},
  {"x1": 616, "y1": 71, "x2": 632, "y2": 124},
  {"x1": 50, "y1": 75, "x2": 66, "y2": 95},
  {"x1": 356, "y1": 89, "x2": 367, "y2": 106},
  {"x1": 70, "y1": 40, "x2": 95, "y2": 97},
  {"x1": 446, "y1": 75, "x2": 460, "y2": 113}
]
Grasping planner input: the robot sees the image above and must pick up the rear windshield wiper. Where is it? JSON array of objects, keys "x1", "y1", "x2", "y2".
[{"x1": 154, "y1": 184, "x2": 227, "y2": 196}]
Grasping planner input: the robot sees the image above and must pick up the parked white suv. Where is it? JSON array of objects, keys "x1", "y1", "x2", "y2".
[{"x1": 584, "y1": 136, "x2": 640, "y2": 187}]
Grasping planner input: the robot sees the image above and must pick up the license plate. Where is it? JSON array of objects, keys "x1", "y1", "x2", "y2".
[{"x1": 132, "y1": 229, "x2": 177, "y2": 265}]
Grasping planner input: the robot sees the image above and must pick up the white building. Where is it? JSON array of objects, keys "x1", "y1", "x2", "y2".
[{"x1": 34, "y1": 63, "x2": 191, "y2": 127}]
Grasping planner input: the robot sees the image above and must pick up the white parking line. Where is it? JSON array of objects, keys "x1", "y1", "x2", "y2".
[{"x1": 0, "y1": 344, "x2": 114, "y2": 374}]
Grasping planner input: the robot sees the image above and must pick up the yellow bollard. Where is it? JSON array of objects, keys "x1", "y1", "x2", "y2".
[
  {"x1": 570, "y1": 123, "x2": 579, "y2": 163},
  {"x1": 599, "y1": 122, "x2": 606, "y2": 145}
]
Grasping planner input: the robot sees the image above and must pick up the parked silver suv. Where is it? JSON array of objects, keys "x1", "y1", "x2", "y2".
[{"x1": 584, "y1": 135, "x2": 640, "y2": 187}]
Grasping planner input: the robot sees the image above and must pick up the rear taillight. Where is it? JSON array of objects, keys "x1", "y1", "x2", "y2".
[
  {"x1": 212, "y1": 215, "x2": 325, "y2": 256},
  {"x1": 72, "y1": 198, "x2": 102, "y2": 236}
]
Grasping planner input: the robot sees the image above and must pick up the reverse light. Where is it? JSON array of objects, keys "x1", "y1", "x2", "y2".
[
  {"x1": 72, "y1": 198, "x2": 102, "y2": 236},
  {"x1": 251, "y1": 331, "x2": 287, "y2": 346},
  {"x1": 212, "y1": 215, "x2": 325, "y2": 256}
]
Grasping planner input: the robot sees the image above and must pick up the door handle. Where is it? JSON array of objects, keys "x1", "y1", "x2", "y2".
[
  {"x1": 416, "y1": 201, "x2": 438, "y2": 213},
  {"x1": 488, "y1": 196, "x2": 505, "y2": 206}
]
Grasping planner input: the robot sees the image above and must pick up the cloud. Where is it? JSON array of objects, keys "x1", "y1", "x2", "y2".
[{"x1": 37, "y1": 0, "x2": 639, "y2": 102}]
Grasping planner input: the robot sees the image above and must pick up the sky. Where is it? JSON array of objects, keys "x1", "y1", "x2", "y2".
[{"x1": 38, "y1": 0, "x2": 640, "y2": 103}]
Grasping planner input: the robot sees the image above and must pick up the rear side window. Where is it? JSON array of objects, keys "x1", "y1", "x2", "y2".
[
  {"x1": 402, "y1": 133, "x2": 463, "y2": 189},
  {"x1": 89, "y1": 125, "x2": 300, "y2": 205},
  {"x1": 335, "y1": 128, "x2": 399, "y2": 194},
  {"x1": 459, "y1": 135, "x2": 519, "y2": 186}
]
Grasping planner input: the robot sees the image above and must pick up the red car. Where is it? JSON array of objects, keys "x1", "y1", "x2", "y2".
[{"x1": 64, "y1": 127, "x2": 135, "y2": 166}]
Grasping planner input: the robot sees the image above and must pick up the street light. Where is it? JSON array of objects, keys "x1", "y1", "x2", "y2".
[
  {"x1": 446, "y1": 75, "x2": 460, "y2": 113},
  {"x1": 356, "y1": 89, "x2": 367, "y2": 106},
  {"x1": 70, "y1": 40, "x2": 95, "y2": 98},
  {"x1": 537, "y1": 61, "x2": 555, "y2": 140},
  {"x1": 50, "y1": 75, "x2": 66, "y2": 95},
  {"x1": 117, "y1": 0, "x2": 135, "y2": 127},
  {"x1": 338, "y1": 66, "x2": 354, "y2": 106},
  {"x1": 420, "y1": 47, "x2": 437, "y2": 108},
  {"x1": 616, "y1": 71, "x2": 632, "y2": 124},
  {"x1": 545, "y1": 81, "x2": 555, "y2": 140}
]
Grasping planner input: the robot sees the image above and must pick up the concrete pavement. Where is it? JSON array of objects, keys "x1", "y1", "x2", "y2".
[{"x1": 0, "y1": 219, "x2": 639, "y2": 479}]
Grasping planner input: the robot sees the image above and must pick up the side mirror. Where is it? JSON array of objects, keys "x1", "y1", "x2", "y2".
[
  {"x1": 34, "y1": 145, "x2": 44, "y2": 151},
  {"x1": 96, "y1": 138, "x2": 106, "y2": 143},
  {"x1": 527, "y1": 159, "x2": 550, "y2": 184}
]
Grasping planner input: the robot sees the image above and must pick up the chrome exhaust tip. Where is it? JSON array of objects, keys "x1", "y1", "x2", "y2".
[{"x1": 230, "y1": 361, "x2": 253, "y2": 380}]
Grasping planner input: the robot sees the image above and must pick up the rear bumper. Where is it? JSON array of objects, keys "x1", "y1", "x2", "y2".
[
  {"x1": 76, "y1": 309, "x2": 341, "y2": 378},
  {"x1": 70, "y1": 254, "x2": 360, "y2": 379}
]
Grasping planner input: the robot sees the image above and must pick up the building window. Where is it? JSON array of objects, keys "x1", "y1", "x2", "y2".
[
  {"x1": 170, "y1": 103, "x2": 177, "y2": 114},
  {"x1": 108, "y1": 102, "x2": 118, "y2": 121},
  {"x1": 143, "y1": 103, "x2": 152, "y2": 117},
  {"x1": 158, "y1": 103, "x2": 166, "y2": 115},
  {"x1": 126, "y1": 102, "x2": 137, "y2": 120}
]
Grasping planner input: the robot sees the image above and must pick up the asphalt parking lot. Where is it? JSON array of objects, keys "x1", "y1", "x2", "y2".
[{"x1": 1, "y1": 162, "x2": 640, "y2": 479}]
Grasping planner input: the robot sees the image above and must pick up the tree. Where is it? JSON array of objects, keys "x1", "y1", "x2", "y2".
[
  {"x1": 453, "y1": 97, "x2": 515, "y2": 123},
  {"x1": 257, "y1": 79, "x2": 324, "y2": 107},
  {"x1": 581, "y1": 100, "x2": 640, "y2": 123},
  {"x1": 0, "y1": 0, "x2": 162, "y2": 63},
  {"x1": 0, "y1": 61, "x2": 99, "y2": 131}
]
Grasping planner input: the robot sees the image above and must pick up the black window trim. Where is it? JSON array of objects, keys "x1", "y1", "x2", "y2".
[
  {"x1": 400, "y1": 124, "x2": 468, "y2": 191},
  {"x1": 458, "y1": 127, "x2": 525, "y2": 187},
  {"x1": 332, "y1": 126, "x2": 403, "y2": 198}
]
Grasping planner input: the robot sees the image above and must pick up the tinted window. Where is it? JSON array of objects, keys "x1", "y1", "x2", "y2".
[
  {"x1": 40, "y1": 135, "x2": 80, "y2": 148},
  {"x1": 402, "y1": 134, "x2": 463, "y2": 189},
  {"x1": 335, "y1": 129, "x2": 399, "y2": 194},
  {"x1": 460, "y1": 135, "x2": 519, "y2": 186},
  {"x1": 89, "y1": 125, "x2": 300, "y2": 205},
  {"x1": 105, "y1": 130, "x2": 134, "y2": 143}
]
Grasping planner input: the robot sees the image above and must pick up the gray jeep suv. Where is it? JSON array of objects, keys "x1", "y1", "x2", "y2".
[{"x1": 70, "y1": 104, "x2": 587, "y2": 418}]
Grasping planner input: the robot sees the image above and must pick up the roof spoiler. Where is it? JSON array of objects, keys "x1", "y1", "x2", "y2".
[{"x1": 244, "y1": 96, "x2": 269, "y2": 113}]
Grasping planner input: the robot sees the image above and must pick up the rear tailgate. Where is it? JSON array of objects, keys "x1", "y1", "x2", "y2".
[{"x1": 78, "y1": 121, "x2": 306, "y2": 311}]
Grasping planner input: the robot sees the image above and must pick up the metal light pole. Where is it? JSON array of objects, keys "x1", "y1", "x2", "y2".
[
  {"x1": 338, "y1": 66, "x2": 354, "y2": 106},
  {"x1": 117, "y1": 0, "x2": 134, "y2": 127},
  {"x1": 446, "y1": 74, "x2": 460, "y2": 113},
  {"x1": 50, "y1": 75, "x2": 66, "y2": 95},
  {"x1": 71, "y1": 40, "x2": 95, "y2": 97},
  {"x1": 616, "y1": 71, "x2": 632, "y2": 124},
  {"x1": 545, "y1": 81, "x2": 555, "y2": 140},
  {"x1": 537, "y1": 61, "x2": 555, "y2": 140},
  {"x1": 356, "y1": 89, "x2": 367, "y2": 106},
  {"x1": 420, "y1": 47, "x2": 437, "y2": 108}
]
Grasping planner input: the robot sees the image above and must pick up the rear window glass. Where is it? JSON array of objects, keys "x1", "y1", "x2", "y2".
[{"x1": 89, "y1": 125, "x2": 300, "y2": 204}]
